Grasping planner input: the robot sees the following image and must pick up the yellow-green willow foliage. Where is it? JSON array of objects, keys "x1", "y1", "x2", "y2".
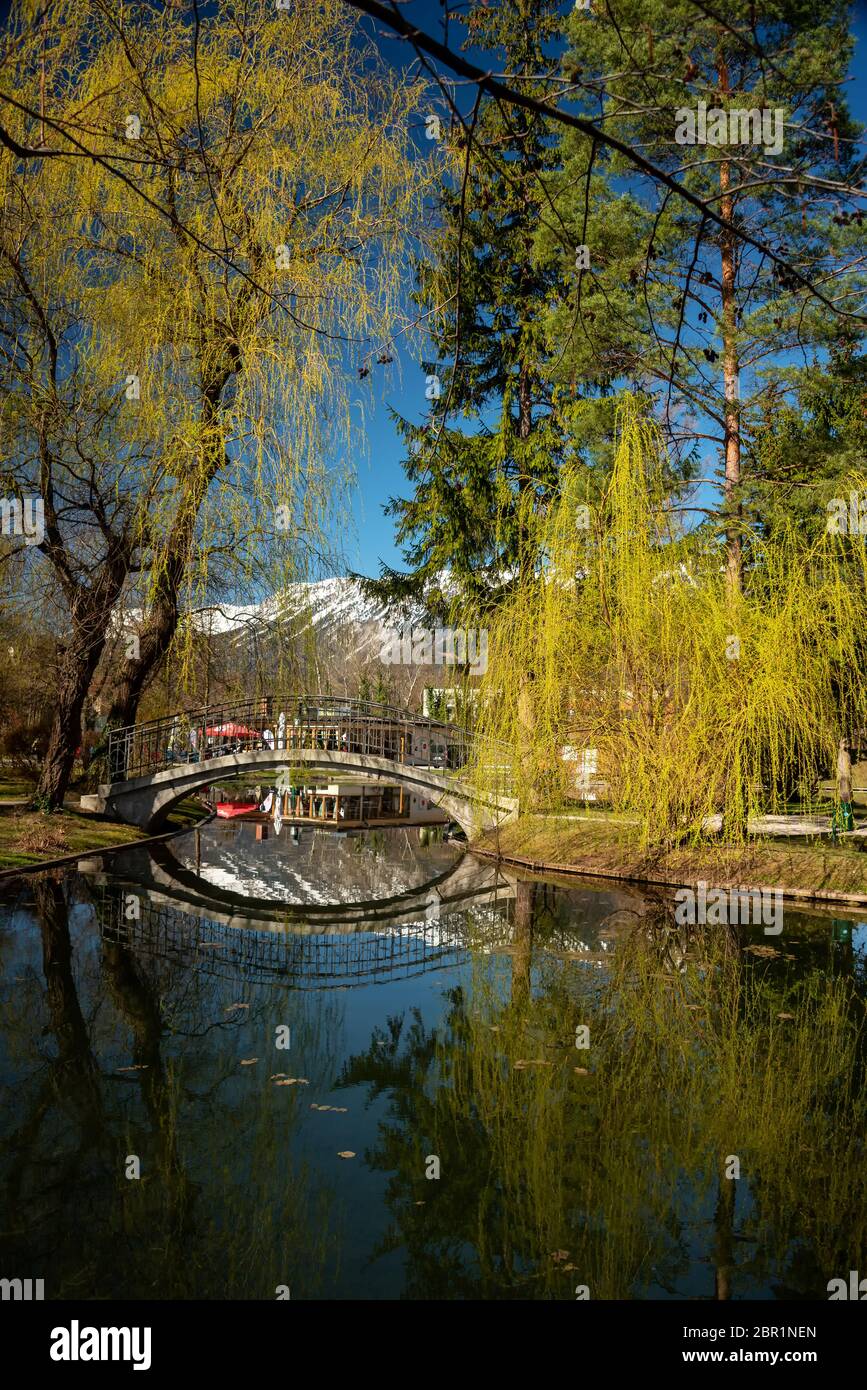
[
  {"x1": 0, "y1": 0, "x2": 440, "y2": 656},
  {"x1": 470, "y1": 396, "x2": 867, "y2": 847}
]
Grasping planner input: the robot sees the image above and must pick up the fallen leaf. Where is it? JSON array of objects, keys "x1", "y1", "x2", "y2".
[
  {"x1": 116, "y1": 1064, "x2": 149, "y2": 1072},
  {"x1": 777, "y1": 1012, "x2": 795, "y2": 1021},
  {"x1": 337, "y1": 1151, "x2": 356, "y2": 1159},
  {"x1": 240, "y1": 1058, "x2": 258, "y2": 1066},
  {"x1": 573, "y1": 1067, "x2": 589, "y2": 1075},
  {"x1": 270, "y1": 1073, "x2": 287, "y2": 1080},
  {"x1": 276, "y1": 1077, "x2": 309, "y2": 1086},
  {"x1": 225, "y1": 1002, "x2": 249, "y2": 1012}
]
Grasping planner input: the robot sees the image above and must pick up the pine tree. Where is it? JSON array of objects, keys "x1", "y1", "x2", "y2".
[
  {"x1": 550, "y1": 0, "x2": 866, "y2": 591},
  {"x1": 369, "y1": 0, "x2": 574, "y2": 617}
]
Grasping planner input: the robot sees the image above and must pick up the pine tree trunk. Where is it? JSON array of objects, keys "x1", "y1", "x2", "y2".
[{"x1": 718, "y1": 58, "x2": 742, "y2": 597}]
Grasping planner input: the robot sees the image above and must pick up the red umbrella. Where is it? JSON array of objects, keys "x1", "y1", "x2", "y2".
[{"x1": 205, "y1": 722, "x2": 258, "y2": 737}]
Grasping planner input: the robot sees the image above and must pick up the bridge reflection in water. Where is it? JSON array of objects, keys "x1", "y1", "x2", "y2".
[{"x1": 88, "y1": 852, "x2": 521, "y2": 990}]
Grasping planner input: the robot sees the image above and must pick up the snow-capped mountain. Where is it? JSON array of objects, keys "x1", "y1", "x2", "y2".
[{"x1": 187, "y1": 577, "x2": 428, "y2": 659}]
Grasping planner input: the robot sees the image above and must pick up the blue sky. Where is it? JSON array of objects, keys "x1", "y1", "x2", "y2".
[{"x1": 341, "y1": 0, "x2": 867, "y2": 579}]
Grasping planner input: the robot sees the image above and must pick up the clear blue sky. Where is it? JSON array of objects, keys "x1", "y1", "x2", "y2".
[{"x1": 342, "y1": 1, "x2": 867, "y2": 579}]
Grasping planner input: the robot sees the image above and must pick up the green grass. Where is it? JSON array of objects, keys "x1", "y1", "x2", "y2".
[
  {"x1": 0, "y1": 794, "x2": 209, "y2": 871},
  {"x1": 480, "y1": 815, "x2": 867, "y2": 900},
  {"x1": 164, "y1": 796, "x2": 210, "y2": 829},
  {"x1": 0, "y1": 772, "x2": 36, "y2": 801}
]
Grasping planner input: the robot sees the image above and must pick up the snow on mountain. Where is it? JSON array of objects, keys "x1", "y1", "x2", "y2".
[{"x1": 189, "y1": 576, "x2": 427, "y2": 659}]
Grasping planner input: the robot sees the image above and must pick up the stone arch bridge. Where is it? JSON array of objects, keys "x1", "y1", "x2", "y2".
[{"x1": 98, "y1": 695, "x2": 517, "y2": 837}]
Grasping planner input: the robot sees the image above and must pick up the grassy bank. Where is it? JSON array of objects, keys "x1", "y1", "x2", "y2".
[
  {"x1": 0, "y1": 796, "x2": 206, "y2": 871},
  {"x1": 478, "y1": 815, "x2": 867, "y2": 902},
  {"x1": 0, "y1": 771, "x2": 36, "y2": 801}
]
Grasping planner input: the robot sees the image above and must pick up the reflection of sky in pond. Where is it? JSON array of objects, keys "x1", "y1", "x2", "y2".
[{"x1": 171, "y1": 821, "x2": 461, "y2": 903}]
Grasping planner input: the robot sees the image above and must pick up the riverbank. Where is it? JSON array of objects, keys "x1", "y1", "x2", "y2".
[
  {"x1": 476, "y1": 815, "x2": 867, "y2": 908},
  {"x1": 0, "y1": 797, "x2": 206, "y2": 872}
]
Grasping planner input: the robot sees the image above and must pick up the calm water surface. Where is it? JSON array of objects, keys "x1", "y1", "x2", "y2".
[{"x1": 2, "y1": 820, "x2": 866, "y2": 1300}]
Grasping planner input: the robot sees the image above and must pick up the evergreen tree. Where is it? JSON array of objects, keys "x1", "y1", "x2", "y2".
[
  {"x1": 369, "y1": 0, "x2": 575, "y2": 616},
  {"x1": 549, "y1": 0, "x2": 866, "y2": 590}
]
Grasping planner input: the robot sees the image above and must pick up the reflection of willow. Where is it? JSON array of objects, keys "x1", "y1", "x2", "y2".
[
  {"x1": 3, "y1": 879, "x2": 105, "y2": 1227},
  {"x1": 101, "y1": 939, "x2": 195, "y2": 1246},
  {"x1": 339, "y1": 898, "x2": 867, "y2": 1299},
  {"x1": 3, "y1": 879, "x2": 339, "y2": 1298}
]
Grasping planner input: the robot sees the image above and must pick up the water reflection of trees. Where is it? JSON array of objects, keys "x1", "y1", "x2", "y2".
[
  {"x1": 339, "y1": 883, "x2": 867, "y2": 1300},
  {"x1": 1, "y1": 876, "x2": 338, "y2": 1298}
]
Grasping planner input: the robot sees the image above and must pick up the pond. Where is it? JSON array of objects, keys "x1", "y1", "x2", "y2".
[{"x1": 1, "y1": 820, "x2": 866, "y2": 1301}]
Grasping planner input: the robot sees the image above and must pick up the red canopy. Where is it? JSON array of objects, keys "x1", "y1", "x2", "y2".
[{"x1": 205, "y1": 722, "x2": 258, "y2": 737}]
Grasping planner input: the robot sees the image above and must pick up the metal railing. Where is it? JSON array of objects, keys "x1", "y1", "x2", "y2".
[{"x1": 107, "y1": 694, "x2": 488, "y2": 786}]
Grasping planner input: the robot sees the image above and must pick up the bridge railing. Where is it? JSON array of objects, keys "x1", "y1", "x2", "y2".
[{"x1": 106, "y1": 694, "x2": 500, "y2": 788}]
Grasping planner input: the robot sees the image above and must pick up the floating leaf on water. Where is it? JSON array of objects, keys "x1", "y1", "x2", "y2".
[
  {"x1": 225, "y1": 1002, "x2": 249, "y2": 1012},
  {"x1": 116, "y1": 1064, "x2": 149, "y2": 1072},
  {"x1": 337, "y1": 1151, "x2": 356, "y2": 1159},
  {"x1": 270, "y1": 1073, "x2": 287, "y2": 1080},
  {"x1": 240, "y1": 1058, "x2": 258, "y2": 1066}
]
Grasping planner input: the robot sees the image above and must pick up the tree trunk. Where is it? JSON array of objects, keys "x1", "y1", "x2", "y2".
[
  {"x1": 105, "y1": 466, "x2": 216, "y2": 730},
  {"x1": 36, "y1": 593, "x2": 119, "y2": 808},
  {"x1": 106, "y1": 361, "x2": 232, "y2": 730},
  {"x1": 718, "y1": 57, "x2": 742, "y2": 596}
]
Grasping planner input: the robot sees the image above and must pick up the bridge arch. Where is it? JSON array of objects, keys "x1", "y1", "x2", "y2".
[
  {"x1": 99, "y1": 696, "x2": 517, "y2": 837},
  {"x1": 99, "y1": 747, "x2": 516, "y2": 837}
]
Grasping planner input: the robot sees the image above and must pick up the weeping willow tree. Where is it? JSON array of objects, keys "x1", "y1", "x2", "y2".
[
  {"x1": 0, "y1": 0, "x2": 438, "y2": 804},
  {"x1": 469, "y1": 396, "x2": 867, "y2": 848}
]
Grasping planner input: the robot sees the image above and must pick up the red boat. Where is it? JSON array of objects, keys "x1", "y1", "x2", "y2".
[{"x1": 216, "y1": 801, "x2": 259, "y2": 819}]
